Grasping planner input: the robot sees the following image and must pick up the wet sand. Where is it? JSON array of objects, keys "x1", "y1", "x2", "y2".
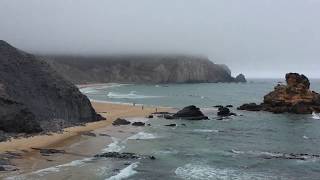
[{"x1": 0, "y1": 101, "x2": 172, "y2": 177}]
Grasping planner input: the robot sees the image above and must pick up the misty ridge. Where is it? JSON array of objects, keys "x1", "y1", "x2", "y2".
[{"x1": 43, "y1": 54, "x2": 245, "y2": 84}]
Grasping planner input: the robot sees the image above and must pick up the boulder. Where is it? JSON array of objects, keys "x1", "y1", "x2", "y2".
[
  {"x1": 112, "y1": 118, "x2": 131, "y2": 126},
  {"x1": 172, "y1": 105, "x2": 208, "y2": 120},
  {"x1": 217, "y1": 107, "x2": 230, "y2": 116},
  {"x1": 132, "y1": 122, "x2": 145, "y2": 126},
  {"x1": 217, "y1": 107, "x2": 237, "y2": 116},
  {"x1": 238, "y1": 73, "x2": 320, "y2": 114},
  {"x1": 237, "y1": 103, "x2": 263, "y2": 111}
]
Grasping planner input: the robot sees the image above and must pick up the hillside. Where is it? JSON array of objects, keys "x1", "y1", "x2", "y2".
[
  {"x1": 45, "y1": 55, "x2": 246, "y2": 84},
  {"x1": 0, "y1": 40, "x2": 103, "y2": 140}
]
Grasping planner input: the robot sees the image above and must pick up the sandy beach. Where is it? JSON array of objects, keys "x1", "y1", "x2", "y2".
[
  {"x1": 0, "y1": 101, "x2": 170, "y2": 153},
  {"x1": 0, "y1": 101, "x2": 172, "y2": 178}
]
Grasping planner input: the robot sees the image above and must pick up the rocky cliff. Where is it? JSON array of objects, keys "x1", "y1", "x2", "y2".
[
  {"x1": 238, "y1": 73, "x2": 320, "y2": 114},
  {"x1": 44, "y1": 55, "x2": 245, "y2": 84},
  {"x1": 0, "y1": 40, "x2": 103, "y2": 140}
]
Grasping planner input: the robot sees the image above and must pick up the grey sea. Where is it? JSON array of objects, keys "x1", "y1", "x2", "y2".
[{"x1": 9, "y1": 79, "x2": 320, "y2": 180}]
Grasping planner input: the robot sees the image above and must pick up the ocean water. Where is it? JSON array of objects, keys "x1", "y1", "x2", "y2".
[{"x1": 9, "y1": 79, "x2": 320, "y2": 180}]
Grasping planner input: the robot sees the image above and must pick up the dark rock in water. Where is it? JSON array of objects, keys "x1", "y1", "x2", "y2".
[
  {"x1": 235, "y1": 74, "x2": 247, "y2": 83},
  {"x1": 94, "y1": 152, "x2": 155, "y2": 160},
  {"x1": 147, "y1": 115, "x2": 153, "y2": 118},
  {"x1": 213, "y1": 105, "x2": 224, "y2": 108},
  {"x1": 147, "y1": 123, "x2": 151, "y2": 126},
  {"x1": 149, "y1": 156, "x2": 156, "y2": 160},
  {"x1": 163, "y1": 114, "x2": 174, "y2": 119},
  {"x1": 32, "y1": 148, "x2": 65, "y2": 155},
  {"x1": 226, "y1": 105, "x2": 233, "y2": 108},
  {"x1": 99, "y1": 133, "x2": 110, "y2": 137},
  {"x1": 217, "y1": 107, "x2": 230, "y2": 116},
  {"x1": 165, "y1": 124, "x2": 177, "y2": 127},
  {"x1": 94, "y1": 152, "x2": 139, "y2": 159},
  {"x1": 217, "y1": 107, "x2": 237, "y2": 116},
  {"x1": 0, "y1": 40, "x2": 103, "y2": 140},
  {"x1": 80, "y1": 132, "x2": 97, "y2": 137},
  {"x1": 172, "y1": 105, "x2": 208, "y2": 120},
  {"x1": 181, "y1": 123, "x2": 186, "y2": 126},
  {"x1": 112, "y1": 118, "x2": 131, "y2": 126},
  {"x1": 132, "y1": 122, "x2": 145, "y2": 126},
  {"x1": 237, "y1": 103, "x2": 263, "y2": 111},
  {"x1": 238, "y1": 73, "x2": 320, "y2": 114}
]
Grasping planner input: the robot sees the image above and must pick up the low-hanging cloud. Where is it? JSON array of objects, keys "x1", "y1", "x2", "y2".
[{"x1": 0, "y1": 0, "x2": 319, "y2": 78}]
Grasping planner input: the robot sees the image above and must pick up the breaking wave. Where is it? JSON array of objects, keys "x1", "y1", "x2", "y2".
[
  {"x1": 106, "y1": 162, "x2": 139, "y2": 180},
  {"x1": 312, "y1": 112, "x2": 320, "y2": 120},
  {"x1": 107, "y1": 91, "x2": 162, "y2": 99}
]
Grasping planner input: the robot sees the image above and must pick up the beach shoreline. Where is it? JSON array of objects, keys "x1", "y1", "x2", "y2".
[
  {"x1": 0, "y1": 101, "x2": 171, "y2": 153},
  {"x1": 0, "y1": 101, "x2": 172, "y2": 177}
]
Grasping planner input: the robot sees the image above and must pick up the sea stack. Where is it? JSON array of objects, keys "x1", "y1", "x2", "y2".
[
  {"x1": 238, "y1": 73, "x2": 320, "y2": 114},
  {"x1": 0, "y1": 40, "x2": 104, "y2": 140}
]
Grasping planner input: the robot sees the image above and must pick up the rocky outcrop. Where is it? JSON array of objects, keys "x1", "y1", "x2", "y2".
[
  {"x1": 44, "y1": 55, "x2": 246, "y2": 84},
  {"x1": 235, "y1": 74, "x2": 247, "y2": 83},
  {"x1": 238, "y1": 73, "x2": 320, "y2": 114},
  {"x1": 0, "y1": 40, "x2": 103, "y2": 140},
  {"x1": 112, "y1": 118, "x2": 131, "y2": 126},
  {"x1": 171, "y1": 105, "x2": 208, "y2": 120}
]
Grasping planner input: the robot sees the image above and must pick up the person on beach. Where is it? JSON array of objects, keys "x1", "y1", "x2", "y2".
[{"x1": 142, "y1": 105, "x2": 144, "y2": 110}]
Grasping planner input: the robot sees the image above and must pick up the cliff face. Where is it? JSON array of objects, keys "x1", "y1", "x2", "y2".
[
  {"x1": 45, "y1": 55, "x2": 244, "y2": 84},
  {"x1": 0, "y1": 40, "x2": 103, "y2": 137}
]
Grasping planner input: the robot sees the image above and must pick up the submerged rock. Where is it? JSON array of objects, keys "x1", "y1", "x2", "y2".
[
  {"x1": 95, "y1": 152, "x2": 139, "y2": 159},
  {"x1": 237, "y1": 103, "x2": 263, "y2": 111},
  {"x1": 94, "y1": 152, "x2": 156, "y2": 160},
  {"x1": 238, "y1": 73, "x2": 320, "y2": 114},
  {"x1": 112, "y1": 118, "x2": 131, "y2": 126},
  {"x1": 132, "y1": 122, "x2": 145, "y2": 126},
  {"x1": 172, "y1": 105, "x2": 208, "y2": 120},
  {"x1": 165, "y1": 124, "x2": 177, "y2": 127}
]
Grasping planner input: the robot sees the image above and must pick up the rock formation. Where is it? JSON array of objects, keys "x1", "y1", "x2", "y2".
[
  {"x1": 235, "y1": 74, "x2": 247, "y2": 83},
  {"x1": 0, "y1": 40, "x2": 103, "y2": 140},
  {"x1": 170, "y1": 105, "x2": 208, "y2": 120},
  {"x1": 44, "y1": 55, "x2": 246, "y2": 84},
  {"x1": 238, "y1": 73, "x2": 320, "y2": 114}
]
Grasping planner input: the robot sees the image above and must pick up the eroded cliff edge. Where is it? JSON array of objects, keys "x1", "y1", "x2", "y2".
[
  {"x1": 0, "y1": 40, "x2": 103, "y2": 140},
  {"x1": 44, "y1": 55, "x2": 246, "y2": 84}
]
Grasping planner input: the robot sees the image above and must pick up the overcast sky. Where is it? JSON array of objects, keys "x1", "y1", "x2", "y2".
[{"x1": 0, "y1": 0, "x2": 319, "y2": 78}]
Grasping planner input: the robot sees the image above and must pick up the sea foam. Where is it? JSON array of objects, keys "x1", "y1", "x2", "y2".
[
  {"x1": 193, "y1": 129, "x2": 219, "y2": 133},
  {"x1": 102, "y1": 137, "x2": 125, "y2": 153},
  {"x1": 106, "y1": 162, "x2": 139, "y2": 180},
  {"x1": 312, "y1": 112, "x2": 320, "y2": 120},
  {"x1": 127, "y1": 132, "x2": 158, "y2": 140},
  {"x1": 175, "y1": 163, "x2": 281, "y2": 180},
  {"x1": 107, "y1": 91, "x2": 162, "y2": 99}
]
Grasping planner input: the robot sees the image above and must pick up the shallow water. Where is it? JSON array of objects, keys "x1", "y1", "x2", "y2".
[{"x1": 7, "y1": 79, "x2": 320, "y2": 180}]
